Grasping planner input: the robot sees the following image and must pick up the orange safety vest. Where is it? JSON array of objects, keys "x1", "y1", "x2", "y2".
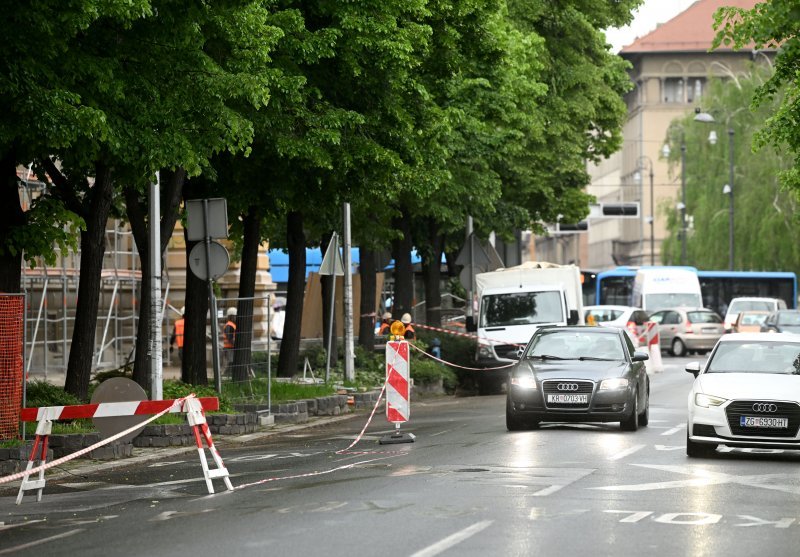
[
  {"x1": 404, "y1": 324, "x2": 415, "y2": 339},
  {"x1": 223, "y1": 320, "x2": 237, "y2": 348},
  {"x1": 174, "y1": 319, "x2": 185, "y2": 348}
]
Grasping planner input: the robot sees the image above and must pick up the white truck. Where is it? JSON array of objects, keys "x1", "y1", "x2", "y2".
[
  {"x1": 468, "y1": 262, "x2": 584, "y2": 377},
  {"x1": 631, "y1": 267, "x2": 703, "y2": 312}
]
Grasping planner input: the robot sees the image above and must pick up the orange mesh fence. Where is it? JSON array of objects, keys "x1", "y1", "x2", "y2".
[{"x1": 0, "y1": 294, "x2": 25, "y2": 440}]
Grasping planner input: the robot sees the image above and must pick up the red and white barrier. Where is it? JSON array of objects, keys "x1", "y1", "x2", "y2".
[
  {"x1": 11, "y1": 395, "x2": 231, "y2": 504},
  {"x1": 642, "y1": 321, "x2": 663, "y2": 373},
  {"x1": 382, "y1": 341, "x2": 414, "y2": 444}
]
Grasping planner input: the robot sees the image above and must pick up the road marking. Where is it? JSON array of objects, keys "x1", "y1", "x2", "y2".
[
  {"x1": 608, "y1": 445, "x2": 645, "y2": 461},
  {"x1": 410, "y1": 520, "x2": 494, "y2": 557},
  {"x1": 0, "y1": 520, "x2": 46, "y2": 532},
  {"x1": 654, "y1": 445, "x2": 684, "y2": 451},
  {"x1": 532, "y1": 485, "x2": 564, "y2": 497},
  {"x1": 661, "y1": 424, "x2": 685, "y2": 436},
  {"x1": 0, "y1": 529, "x2": 84, "y2": 555}
]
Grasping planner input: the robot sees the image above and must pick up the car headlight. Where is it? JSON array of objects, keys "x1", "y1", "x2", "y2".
[
  {"x1": 695, "y1": 393, "x2": 727, "y2": 408},
  {"x1": 478, "y1": 345, "x2": 494, "y2": 358},
  {"x1": 510, "y1": 375, "x2": 537, "y2": 389},
  {"x1": 599, "y1": 378, "x2": 629, "y2": 390}
]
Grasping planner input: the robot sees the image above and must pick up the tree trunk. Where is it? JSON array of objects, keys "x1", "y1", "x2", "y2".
[
  {"x1": 64, "y1": 164, "x2": 114, "y2": 400},
  {"x1": 277, "y1": 211, "x2": 305, "y2": 377},
  {"x1": 390, "y1": 213, "x2": 414, "y2": 318},
  {"x1": 232, "y1": 205, "x2": 261, "y2": 382},
  {"x1": 0, "y1": 147, "x2": 23, "y2": 293},
  {"x1": 358, "y1": 246, "x2": 377, "y2": 350},
  {"x1": 182, "y1": 235, "x2": 209, "y2": 385},
  {"x1": 124, "y1": 170, "x2": 185, "y2": 392},
  {"x1": 422, "y1": 223, "x2": 444, "y2": 326}
]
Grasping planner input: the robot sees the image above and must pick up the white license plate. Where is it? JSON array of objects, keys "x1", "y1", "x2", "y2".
[
  {"x1": 547, "y1": 394, "x2": 588, "y2": 404},
  {"x1": 702, "y1": 327, "x2": 718, "y2": 333},
  {"x1": 740, "y1": 416, "x2": 788, "y2": 429}
]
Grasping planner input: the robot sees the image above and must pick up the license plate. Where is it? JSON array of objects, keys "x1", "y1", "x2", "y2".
[
  {"x1": 702, "y1": 327, "x2": 718, "y2": 333},
  {"x1": 547, "y1": 394, "x2": 588, "y2": 404},
  {"x1": 740, "y1": 416, "x2": 788, "y2": 429}
]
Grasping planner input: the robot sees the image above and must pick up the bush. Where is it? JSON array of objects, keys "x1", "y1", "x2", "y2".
[
  {"x1": 410, "y1": 357, "x2": 458, "y2": 392},
  {"x1": 163, "y1": 380, "x2": 234, "y2": 413},
  {"x1": 25, "y1": 380, "x2": 83, "y2": 407}
]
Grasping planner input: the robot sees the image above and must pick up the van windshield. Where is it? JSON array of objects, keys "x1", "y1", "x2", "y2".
[
  {"x1": 645, "y1": 293, "x2": 702, "y2": 312},
  {"x1": 729, "y1": 300, "x2": 775, "y2": 313},
  {"x1": 480, "y1": 291, "x2": 563, "y2": 327}
]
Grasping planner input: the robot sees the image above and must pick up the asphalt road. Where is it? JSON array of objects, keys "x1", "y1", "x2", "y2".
[{"x1": 2, "y1": 356, "x2": 800, "y2": 556}]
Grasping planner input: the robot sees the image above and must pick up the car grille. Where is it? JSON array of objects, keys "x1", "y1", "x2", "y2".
[
  {"x1": 692, "y1": 424, "x2": 717, "y2": 437},
  {"x1": 494, "y1": 344, "x2": 522, "y2": 360},
  {"x1": 725, "y1": 400, "x2": 800, "y2": 438},
  {"x1": 542, "y1": 380, "x2": 594, "y2": 410}
]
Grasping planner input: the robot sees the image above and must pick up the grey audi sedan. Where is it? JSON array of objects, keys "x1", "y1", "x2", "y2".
[{"x1": 506, "y1": 326, "x2": 650, "y2": 431}]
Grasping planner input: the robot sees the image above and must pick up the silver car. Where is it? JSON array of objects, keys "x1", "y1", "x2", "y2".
[{"x1": 648, "y1": 307, "x2": 725, "y2": 357}]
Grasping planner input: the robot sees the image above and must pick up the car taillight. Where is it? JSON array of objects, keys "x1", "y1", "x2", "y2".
[{"x1": 685, "y1": 318, "x2": 693, "y2": 333}]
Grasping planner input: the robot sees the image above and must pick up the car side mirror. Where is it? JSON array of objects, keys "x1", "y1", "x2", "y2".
[
  {"x1": 632, "y1": 350, "x2": 649, "y2": 362},
  {"x1": 568, "y1": 309, "x2": 579, "y2": 325},
  {"x1": 466, "y1": 316, "x2": 477, "y2": 332},
  {"x1": 685, "y1": 361, "x2": 701, "y2": 377}
]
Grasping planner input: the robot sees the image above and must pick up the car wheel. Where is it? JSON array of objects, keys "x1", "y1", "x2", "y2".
[
  {"x1": 686, "y1": 429, "x2": 717, "y2": 458},
  {"x1": 506, "y1": 398, "x2": 526, "y2": 431},
  {"x1": 672, "y1": 338, "x2": 686, "y2": 358},
  {"x1": 638, "y1": 384, "x2": 650, "y2": 427},
  {"x1": 620, "y1": 389, "x2": 639, "y2": 431}
]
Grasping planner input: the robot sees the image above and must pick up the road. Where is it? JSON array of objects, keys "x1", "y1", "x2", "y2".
[{"x1": 2, "y1": 356, "x2": 800, "y2": 556}]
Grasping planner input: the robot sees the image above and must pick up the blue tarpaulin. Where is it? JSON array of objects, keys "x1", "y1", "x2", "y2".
[{"x1": 267, "y1": 248, "x2": 429, "y2": 283}]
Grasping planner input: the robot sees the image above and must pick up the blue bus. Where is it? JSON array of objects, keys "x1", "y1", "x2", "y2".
[{"x1": 594, "y1": 267, "x2": 797, "y2": 315}]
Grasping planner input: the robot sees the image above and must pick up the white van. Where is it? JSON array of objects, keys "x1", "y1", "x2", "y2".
[
  {"x1": 631, "y1": 268, "x2": 703, "y2": 313},
  {"x1": 723, "y1": 296, "x2": 787, "y2": 332}
]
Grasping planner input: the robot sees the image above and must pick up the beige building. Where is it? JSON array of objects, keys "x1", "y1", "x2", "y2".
[{"x1": 535, "y1": 0, "x2": 765, "y2": 271}]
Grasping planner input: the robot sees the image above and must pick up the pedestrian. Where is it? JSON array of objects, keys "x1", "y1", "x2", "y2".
[
  {"x1": 377, "y1": 311, "x2": 392, "y2": 335},
  {"x1": 431, "y1": 337, "x2": 442, "y2": 360},
  {"x1": 270, "y1": 299, "x2": 285, "y2": 340},
  {"x1": 401, "y1": 313, "x2": 415, "y2": 340},
  {"x1": 170, "y1": 307, "x2": 185, "y2": 362},
  {"x1": 223, "y1": 307, "x2": 237, "y2": 375}
]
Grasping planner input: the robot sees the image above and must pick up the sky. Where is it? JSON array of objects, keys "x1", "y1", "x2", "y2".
[{"x1": 605, "y1": 0, "x2": 699, "y2": 53}]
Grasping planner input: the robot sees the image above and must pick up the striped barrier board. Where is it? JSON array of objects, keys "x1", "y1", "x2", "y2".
[
  {"x1": 385, "y1": 341, "x2": 410, "y2": 423},
  {"x1": 19, "y1": 397, "x2": 220, "y2": 422}
]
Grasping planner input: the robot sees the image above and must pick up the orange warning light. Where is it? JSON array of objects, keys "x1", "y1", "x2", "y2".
[{"x1": 389, "y1": 320, "x2": 406, "y2": 338}]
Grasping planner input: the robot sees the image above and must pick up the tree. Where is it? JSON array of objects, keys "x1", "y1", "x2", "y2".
[
  {"x1": 660, "y1": 65, "x2": 800, "y2": 273},
  {"x1": 714, "y1": 2, "x2": 800, "y2": 192}
]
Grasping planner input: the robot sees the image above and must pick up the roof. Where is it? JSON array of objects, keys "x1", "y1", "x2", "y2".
[
  {"x1": 620, "y1": 0, "x2": 759, "y2": 54},
  {"x1": 720, "y1": 333, "x2": 800, "y2": 343}
]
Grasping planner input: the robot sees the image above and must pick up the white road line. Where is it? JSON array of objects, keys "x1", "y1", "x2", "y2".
[
  {"x1": 0, "y1": 528, "x2": 84, "y2": 555},
  {"x1": 532, "y1": 485, "x2": 564, "y2": 497},
  {"x1": 661, "y1": 424, "x2": 686, "y2": 436},
  {"x1": 608, "y1": 445, "x2": 645, "y2": 461},
  {"x1": 409, "y1": 520, "x2": 494, "y2": 557}
]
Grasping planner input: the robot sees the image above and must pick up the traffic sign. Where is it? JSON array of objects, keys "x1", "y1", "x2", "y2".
[
  {"x1": 186, "y1": 198, "x2": 228, "y2": 241},
  {"x1": 319, "y1": 233, "x2": 345, "y2": 276},
  {"x1": 188, "y1": 241, "x2": 230, "y2": 281}
]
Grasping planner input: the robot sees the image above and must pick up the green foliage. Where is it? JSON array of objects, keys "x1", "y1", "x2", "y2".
[
  {"x1": 660, "y1": 65, "x2": 800, "y2": 273},
  {"x1": 162, "y1": 380, "x2": 234, "y2": 413},
  {"x1": 713, "y1": 3, "x2": 800, "y2": 192},
  {"x1": 25, "y1": 380, "x2": 84, "y2": 407}
]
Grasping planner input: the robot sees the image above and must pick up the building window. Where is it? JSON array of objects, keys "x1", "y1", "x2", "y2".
[
  {"x1": 687, "y1": 78, "x2": 705, "y2": 103},
  {"x1": 663, "y1": 78, "x2": 684, "y2": 103}
]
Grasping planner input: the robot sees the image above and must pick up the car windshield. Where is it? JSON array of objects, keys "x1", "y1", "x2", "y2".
[
  {"x1": 585, "y1": 309, "x2": 624, "y2": 322},
  {"x1": 730, "y1": 300, "x2": 774, "y2": 313},
  {"x1": 740, "y1": 313, "x2": 767, "y2": 325},
  {"x1": 687, "y1": 311, "x2": 721, "y2": 323},
  {"x1": 706, "y1": 341, "x2": 800, "y2": 374},
  {"x1": 526, "y1": 331, "x2": 624, "y2": 361},
  {"x1": 481, "y1": 291, "x2": 563, "y2": 327},
  {"x1": 645, "y1": 293, "x2": 702, "y2": 312},
  {"x1": 777, "y1": 312, "x2": 800, "y2": 325}
]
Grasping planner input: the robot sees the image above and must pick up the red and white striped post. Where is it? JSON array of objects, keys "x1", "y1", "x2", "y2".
[
  {"x1": 381, "y1": 340, "x2": 415, "y2": 444},
  {"x1": 643, "y1": 321, "x2": 663, "y2": 373}
]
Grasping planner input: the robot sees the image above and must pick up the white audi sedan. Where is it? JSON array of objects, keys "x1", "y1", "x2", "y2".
[{"x1": 685, "y1": 333, "x2": 800, "y2": 457}]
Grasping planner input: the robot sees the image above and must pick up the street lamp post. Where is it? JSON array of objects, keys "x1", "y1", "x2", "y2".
[
  {"x1": 695, "y1": 109, "x2": 735, "y2": 270},
  {"x1": 680, "y1": 138, "x2": 687, "y2": 265},
  {"x1": 635, "y1": 157, "x2": 655, "y2": 265}
]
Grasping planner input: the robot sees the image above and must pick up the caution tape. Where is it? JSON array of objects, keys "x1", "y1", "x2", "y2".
[
  {"x1": 0, "y1": 395, "x2": 193, "y2": 486},
  {"x1": 413, "y1": 322, "x2": 526, "y2": 348},
  {"x1": 408, "y1": 342, "x2": 514, "y2": 371}
]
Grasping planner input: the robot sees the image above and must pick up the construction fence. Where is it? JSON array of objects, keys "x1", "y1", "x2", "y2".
[{"x1": 0, "y1": 294, "x2": 26, "y2": 440}]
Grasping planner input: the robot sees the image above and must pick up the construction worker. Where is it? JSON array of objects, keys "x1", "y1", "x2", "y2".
[
  {"x1": 223, "y1": 307, "x2": 237, "y2": 375},
  {"x1": 170, "y1": 307, "x2": 185, "y2": 362},
  {"x1": 377, "y1": 311, "x2": 392, "y2": 335},
  {"x1": 401, "y1": 313, "x2": 415, "y2": 340}
]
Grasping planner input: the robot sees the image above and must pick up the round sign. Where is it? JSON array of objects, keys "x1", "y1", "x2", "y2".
[
  {"x1": 189, "y1": 240, "x2": 230, "y2": 281},
  {"x1": 91, "y1": 377, "x2": 149, "y2": 443}
]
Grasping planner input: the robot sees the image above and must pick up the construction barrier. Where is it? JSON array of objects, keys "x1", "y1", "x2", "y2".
[
  {"x1": 381, "y1": 341, "x2": 414, "y2": 444},
  {"x1": 642, "y1": 321, "x2": 663, "y2": 373},
  {"x1": 0, "y1": 294, "x2": 25, "y2": 441},
  {"x1": 11, "y1": 395, "x2": 232, "y2": 504}
]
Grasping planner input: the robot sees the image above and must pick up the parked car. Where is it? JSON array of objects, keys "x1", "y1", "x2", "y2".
[
  {"x1": 760, "y1": 310, "x2": 800, "y2": 334},
  {"x1": 648, "y1": 307, "x2": 725, "y2": 357},
  {"x1": 506, "y1": 326, "x2": 650, "y2": 431},
  {"x1": 723, "y1": 297, "x2": 787, "y2": 333},
  {"x1": 685, "y1": 333, "x2": 800, "y2": 457},
  {"x1": 732, "y1": 310, "x2": 769, "y2": 333},
  {"x1": 583, "y1": 305, "x2": 649, "y2": 347}
]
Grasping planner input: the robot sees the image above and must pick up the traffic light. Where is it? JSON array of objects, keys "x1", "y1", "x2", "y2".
[
  {"x1": 555, "y1": 221, "x2": 588, "y2": 233},
  {"x1": 600, "y1": 202, "x2": 639, "y2": 218}
]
